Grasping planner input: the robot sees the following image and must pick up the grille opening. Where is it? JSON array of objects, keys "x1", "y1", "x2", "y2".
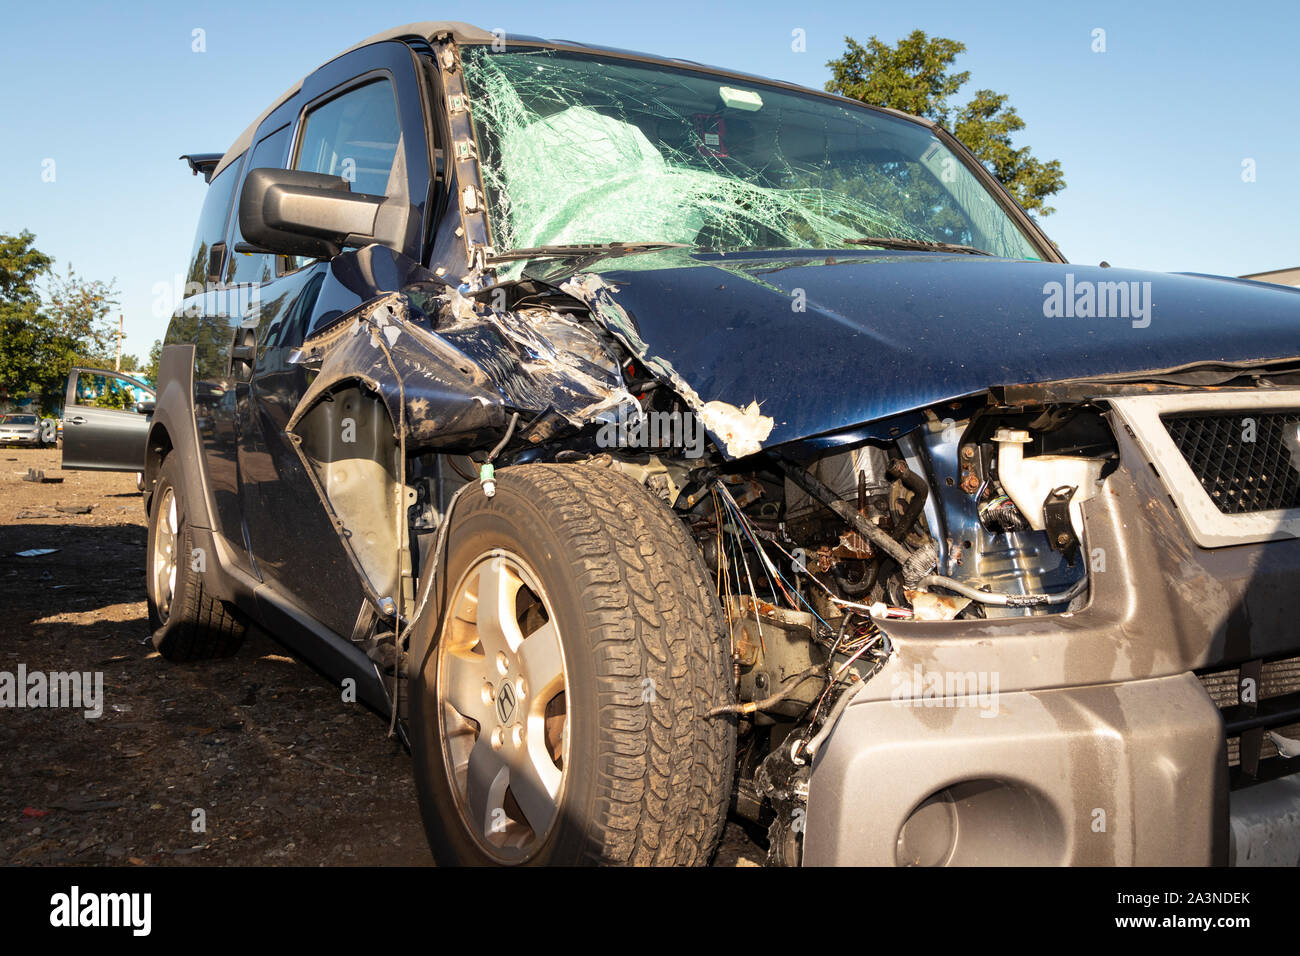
[
  {"x1": 1162, "y1": 410, "x2": 1300, "y2": 514},
  {"x1": 1198, "y1": 655, "x2": 1300, "y2": 787}
]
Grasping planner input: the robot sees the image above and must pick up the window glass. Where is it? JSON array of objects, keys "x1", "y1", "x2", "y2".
[
  {"x1": 186, "y1": 156, "x2": 242, "y2": 290},
  {"x1": 461, "y1": 48, "x2": 1041, "y2": 263},
  {"x1": 294, "y1": 79, "x2": 401, "y2": 197},
  {"x1": 72, "y1": 371, "x2": 154, "y2": 411},
  {"x1": 228, "y1": 124, "x2": 292, "y2": 284}
]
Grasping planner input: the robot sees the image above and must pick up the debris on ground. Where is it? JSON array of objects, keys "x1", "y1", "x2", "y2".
[{"x1": 21, "y1": 468, "x2": 63, "y2": 484}]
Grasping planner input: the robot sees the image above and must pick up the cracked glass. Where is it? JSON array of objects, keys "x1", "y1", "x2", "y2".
[{"x1": 461, "y1": 46, "x2": 1042, "y2": 265}]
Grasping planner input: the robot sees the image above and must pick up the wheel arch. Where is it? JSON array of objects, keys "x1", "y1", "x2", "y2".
[{"x1": 145, "y1": 343, "x2": 215, "y2": 532}]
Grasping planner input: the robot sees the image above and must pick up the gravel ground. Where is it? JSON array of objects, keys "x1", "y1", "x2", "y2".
[{"x1": 0, "y1": 447, "x2": 763, "y2": 866}]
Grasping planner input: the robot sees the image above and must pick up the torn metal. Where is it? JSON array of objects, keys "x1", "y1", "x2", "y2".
[{"x1": 559, "y1": 271, "x2": 774, "y2": 458}]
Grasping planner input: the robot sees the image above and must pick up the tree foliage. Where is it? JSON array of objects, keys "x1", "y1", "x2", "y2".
[
  {"x1": 144, "y1": 339, "x2": 163, "y2": 385},
  {"x1": 0, "y1": 231, "x2": 120, "y2": 411},
  {"x1": 826, "y1": 31, "x2": 1066, "y2": 216}
]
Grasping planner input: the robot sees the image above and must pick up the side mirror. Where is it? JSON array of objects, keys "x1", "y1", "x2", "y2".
[
  {"x1": 136, "y1": 401, "x2": 156, "y2": 416},
  {"x1": 237, "y1": 168, "x2": 407, "y2": 260}
]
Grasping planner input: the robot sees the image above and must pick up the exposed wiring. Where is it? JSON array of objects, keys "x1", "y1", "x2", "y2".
[
  {"x1": 486, "y1": 411, "x2": 520, "y2": 461},
  {"x1": 369, "y1": 317, "x2": 408, "y2": 740},
  {"x1": 722, "y1": 506, "x2": 765, "y2": 655},
  {"x1": 919, "y1": 573, "x2": 1087, "y2": 607},
  {"x1": 795, "y1": 678, "x2": 870, "y2": 765},
  {"x1": 478, "y1": 411, "x2": 519, "y2": 498},
  {"x1": 796, "y1": 628, "x2": 892, "y2": 766},
  {"x1": 707, "y1": 666, "x2": 824, "y2": 717},
  {"x1": 714, "y1": 482, "x2": 834, "y2": 634}
]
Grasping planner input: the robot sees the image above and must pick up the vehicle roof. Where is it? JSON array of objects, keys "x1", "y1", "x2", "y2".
[{"x1": 208, "y1": 20, "x2": 932, "y2": 181}]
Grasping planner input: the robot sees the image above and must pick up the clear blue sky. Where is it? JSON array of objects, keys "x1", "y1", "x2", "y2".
[{"x1": 2, "y1": 0, "x2": 1297, "y2": 360}]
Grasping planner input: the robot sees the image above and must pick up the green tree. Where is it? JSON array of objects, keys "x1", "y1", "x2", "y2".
[
  {"x1": 0, "y1": 231, "x2": 55, "y2": 406},
  {"x1": 144, "y1": 339, "x2": 162, "y2": 385},
  {"x1": 0, "y1": 231, "x2": 121, "y2": 411},
  {"x1": 43, "y1": 264, "x2": 119, "y2": 367},
  {"x1": 826, "y1": 31, "x2": 1066, "y2": 216}
]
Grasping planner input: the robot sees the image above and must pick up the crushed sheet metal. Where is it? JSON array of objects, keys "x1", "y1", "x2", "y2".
[
  {"x1": 430, "y1": 292, "x2": 639, "y2": 428},
  {"x1": 559, "y1": 271, "x2": 774, "y2": 458},
  {"x1": 288, "y1": 288, "x2": 639, "y2": 447},
  {"x1": 288, "y1": 294, "x2": 504, "y2": 448}
]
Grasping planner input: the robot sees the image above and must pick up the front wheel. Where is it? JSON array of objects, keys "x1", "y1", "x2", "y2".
[{"x1": 410, "y1": 464, "x2": 735, "y2": 866}]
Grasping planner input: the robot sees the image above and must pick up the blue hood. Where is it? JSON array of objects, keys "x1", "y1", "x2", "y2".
[{"x1": 572, "y1": 250, "x2": 1300, "y2": 447}]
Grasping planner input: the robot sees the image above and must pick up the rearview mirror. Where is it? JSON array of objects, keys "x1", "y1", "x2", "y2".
[{"x1": 237, "y1": 168, "x2": 407, "y2": 260}]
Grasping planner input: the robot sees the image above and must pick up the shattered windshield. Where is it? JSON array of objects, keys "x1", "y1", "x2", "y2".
[{"x1": 461, "y1": 47, "x2": 1042, "y2": 263}]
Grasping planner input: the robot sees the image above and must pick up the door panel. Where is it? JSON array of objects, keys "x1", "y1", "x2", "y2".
[
  {"x1": 236, "y1": 265, "x2": 367, "y2": 635},
  {"x1": 232, "y1": 40, "x2": 436, "y2": 634},
  {"x1": 61, "y1": 368, "x2": 155, "y2": 471}
]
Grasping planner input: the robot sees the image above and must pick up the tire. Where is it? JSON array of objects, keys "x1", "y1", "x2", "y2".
[
  {"x1": 410, "y1": 463, "x2": 735, "y2": 866},
  {"x1": 147, "y1": 455, "x2": 246, "y2": 661}
]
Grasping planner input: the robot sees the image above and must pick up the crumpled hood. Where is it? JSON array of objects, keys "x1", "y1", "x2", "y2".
[{"x1": 555, "y1": 250, "x2": 1300, "y2": 449}]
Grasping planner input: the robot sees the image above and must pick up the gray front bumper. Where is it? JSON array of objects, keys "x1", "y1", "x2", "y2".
[{"x1": 803, "y1": 672, "x2": 1230, "y2": 865}]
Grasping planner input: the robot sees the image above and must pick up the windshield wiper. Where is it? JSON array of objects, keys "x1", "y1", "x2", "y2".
[
  {"x1": 843, "y1": 236, "x2": 992, "y2": 256},
  {"x1": 488, "y1": 241, "x2": 690, "y2": 264}
]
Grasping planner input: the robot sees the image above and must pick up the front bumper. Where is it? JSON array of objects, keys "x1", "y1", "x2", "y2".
[
  {"x1": 803, "y1": 672, "x2": 1227, "y2": 865},
  {"x1": 0, "y1": 432, "x2": 40, "y2": 444}
]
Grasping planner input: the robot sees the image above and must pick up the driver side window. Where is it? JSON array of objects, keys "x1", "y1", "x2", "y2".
[{"x1": 294, "y1": 78, "x2": 401, "y2": 197}]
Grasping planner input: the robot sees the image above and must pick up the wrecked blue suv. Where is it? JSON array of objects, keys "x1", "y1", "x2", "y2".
[{"x1": 115, "y1": 22, "x2": 1300, "y2": 866}]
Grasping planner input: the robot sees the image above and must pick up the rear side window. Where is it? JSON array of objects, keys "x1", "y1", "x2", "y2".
[
  {"x1": 186, "y1": 155, "x2": 243, "y2": 290},
  {"x1": 228, "y1": 124, "x2": 292, "y2": 284},
  {"x1": 294, "y1": 79, "x2": 401, "y2": 197}
]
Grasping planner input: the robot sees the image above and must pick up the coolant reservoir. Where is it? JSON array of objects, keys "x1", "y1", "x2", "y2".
[{"x1": 993, "y1": 428, "x2": 1105, "y2": 534}]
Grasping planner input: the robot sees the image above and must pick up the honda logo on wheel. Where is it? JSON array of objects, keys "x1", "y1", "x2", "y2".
[{"x1": 496, "y1": 681, "x2": 517, "y2": 724}]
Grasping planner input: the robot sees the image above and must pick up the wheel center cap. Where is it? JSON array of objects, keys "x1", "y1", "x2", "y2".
[{"x1": 495, "y1": 680, "x2": 517, "y2": 725}]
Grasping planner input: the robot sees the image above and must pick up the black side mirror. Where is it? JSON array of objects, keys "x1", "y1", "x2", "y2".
[
  {"x1": 136, "y1": 401, "x2": 156, "y2": 416},
  {"x1": 238, "y1": 168, "x2": 407, "y2": 260}
]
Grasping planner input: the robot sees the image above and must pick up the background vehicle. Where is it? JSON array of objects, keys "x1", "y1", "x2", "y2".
[
  {"x1": 72, "y1": 21, "x2": 1300, "y2": 866},
  {"x1": 0, "y1": 413, "x2": 43, "y2": 446},
  {"x1": 60, "y1": 366, "x2": 155, "y2": 471}
]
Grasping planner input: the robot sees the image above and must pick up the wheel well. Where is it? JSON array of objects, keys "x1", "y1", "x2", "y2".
[{"x1": 144, "y1": 423, "x2": 172, "y2": 512}]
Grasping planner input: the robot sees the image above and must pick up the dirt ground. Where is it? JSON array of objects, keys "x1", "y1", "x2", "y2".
[{"x1": 0, "y1": 447, "x2": 762, "y2": 867}]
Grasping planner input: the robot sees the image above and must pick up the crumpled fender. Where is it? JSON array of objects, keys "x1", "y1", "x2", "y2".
[
  {"x1": 558, "y1": 272, "x2": 775, "y2": 458},
  {"x1": 287, "y1": 287, "x2": 636, "y2": 452}
]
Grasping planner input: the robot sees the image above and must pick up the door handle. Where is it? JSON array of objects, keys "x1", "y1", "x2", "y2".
[{"x1": 67, "y1": 416, "x2": 86, "y2": 425}]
